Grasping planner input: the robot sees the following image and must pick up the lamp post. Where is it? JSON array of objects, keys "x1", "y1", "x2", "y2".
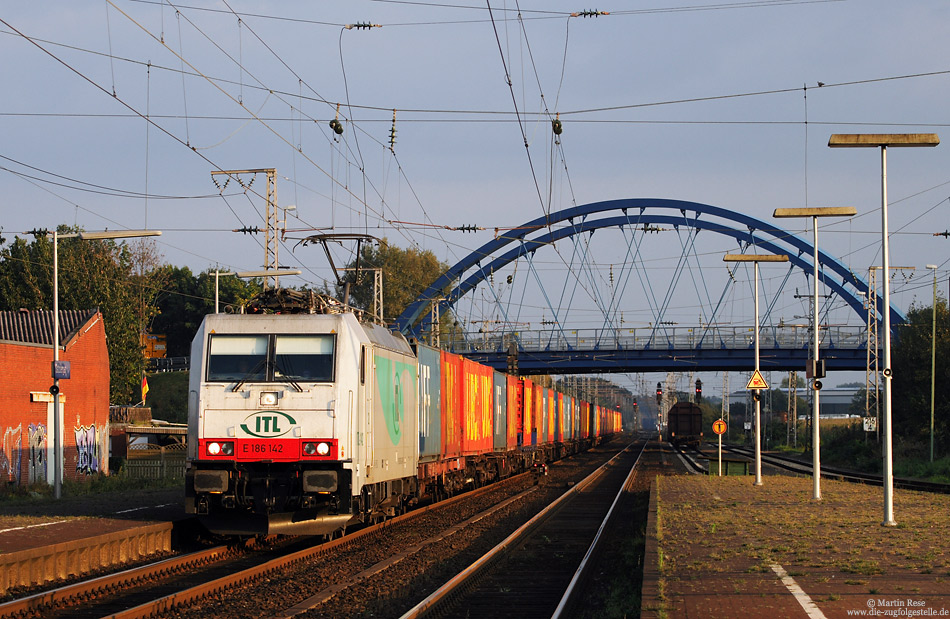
[
  {"x1": 236, "y1": 269, "x2": 302, "y2": 281},
  {"x1": 724, "y1": 253, "x2": 789, "y2": 486},
  {"x1": 212, "y1": 270, "x2": 235, "y2": 313},
  {"x1": 829, "y1": 133, "x2": 940, "y2": 526},
  {"x1": 773, "y1": 207, "x2": 856, "y2": 500},
  {"x1": 50, "y1": 229, "x2": 162, "y2": 499},
  {"x1": 928, "y1": 264, "x2": 938, "y2": 463}
]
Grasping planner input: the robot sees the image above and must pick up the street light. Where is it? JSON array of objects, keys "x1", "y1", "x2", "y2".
[
  {"x1": 830, "y1": 132, "x2": 940, "y2": 526},
  {"x1": 927, "y1": 264, "x2": 938, "y2": 463},
  {"x1": 235, "y1": 269, "x2": 302, "y2": 278},
  {"x1": 51, "y1": 228, "x2": 162, "y2": 499},
  {"x1": 773, "y1": 206, "x2": 857, "y2": 501},
  {"x1": 211, "y1": 270, "x2": 235, "y2": 313},
  {"x1": 724, "y1": 253, "x2": 789, "y2": 486}
]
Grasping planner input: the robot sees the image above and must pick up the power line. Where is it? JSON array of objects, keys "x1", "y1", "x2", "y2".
[{"x1": 3, "y1": 26, "x2": 946, "y2": 121}]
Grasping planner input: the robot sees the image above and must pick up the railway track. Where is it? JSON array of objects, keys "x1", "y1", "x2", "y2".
[
  {"x1": 0, "y1": 472, "x2": 529, "y2": 619},
  {"x1": 2, "y1": 441, "x2": 628, "y2": 619},
  {"x1": 398, "y1": 440, "x2": 647, "y2": 619},
  {"x1": 673, "y1": 441, "x2": 950, "y2": 494},
  {"x1": 722, "y1": 445, "x2": 950, "y2": 493}
]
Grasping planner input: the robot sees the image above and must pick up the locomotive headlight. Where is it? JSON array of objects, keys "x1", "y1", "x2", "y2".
[
  {"x1": 207, "y1": 441, "x2": 234, "y2": 456},
  {"x1": 260, "y1": 391, "x2": 279, "y2": 407},
  {"x1": 303, "y1": 442, "x2": 332, "y2": 456}
]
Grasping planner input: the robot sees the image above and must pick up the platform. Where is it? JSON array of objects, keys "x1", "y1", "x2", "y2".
[
  {"x1": 642, "y1": 475, "x2": 950, "y2": 618},
  {"x1": 0, "y1": 487, "x2": 187, "y2": 594}
]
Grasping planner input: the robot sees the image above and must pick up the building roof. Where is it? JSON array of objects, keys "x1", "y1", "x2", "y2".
[{"x1": 0, "y1": 309, "x2": 99, "y2": 347}]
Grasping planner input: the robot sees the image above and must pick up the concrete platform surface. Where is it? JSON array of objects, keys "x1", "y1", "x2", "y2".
[
  {"x1": 0, "y1": 487, "x2": 186, "y2": 594},
  {"x1": 643, "y1": 475, "x2": 950, "y2": 618}
]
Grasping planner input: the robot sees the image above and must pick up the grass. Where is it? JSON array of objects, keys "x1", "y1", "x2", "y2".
[
  {"x1": 839, "y1": 559, "x2": 884, "y2": 576},
  {"x1": 0, "y1": 473, "x2": 179, "y2": 504}
]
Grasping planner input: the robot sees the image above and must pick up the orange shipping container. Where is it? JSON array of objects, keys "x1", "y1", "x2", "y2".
[
  {"x1": 580, "y1": 401, "x2": 590, "y2": 440},
  {"x1": 534, "y1": 383, "x2": 543, "y2": 445},
  {"x1": 440, "y1": 351, "x2": 464, "y2": 460},
  {"x1": 506, "y1": 376, "x2": 520, "y2": 450},
  {"x1": 461, "y1": 358, "x2": 493, "y2": 455},
  {"x1": 522, "y1": 378, "x2": 535, "y2": 446},
  {"x1": 554, "y1": 393, "x2": 568, "y2": 443}
]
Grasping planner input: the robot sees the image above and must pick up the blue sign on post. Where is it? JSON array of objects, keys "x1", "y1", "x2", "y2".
[{"x1": 52, "y1": 360, "x2": 70, "y2": 380}]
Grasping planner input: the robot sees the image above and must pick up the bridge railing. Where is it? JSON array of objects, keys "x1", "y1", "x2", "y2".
[{"x1": 444, "y1": 325, "x2": 867, "y2": 354}]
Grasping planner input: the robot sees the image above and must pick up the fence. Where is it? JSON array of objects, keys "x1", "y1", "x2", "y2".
[{"x1": 122, "y1": 443, "x2": 187, "y2": 479}]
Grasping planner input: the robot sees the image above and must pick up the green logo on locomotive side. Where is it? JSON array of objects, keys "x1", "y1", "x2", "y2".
[{"x1": 375, "y1": 355, "x2": 414, "y2": 446}]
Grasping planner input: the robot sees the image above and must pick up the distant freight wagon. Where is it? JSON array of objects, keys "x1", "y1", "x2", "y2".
[{"x1": 665, "y1": 402, "x2": 703, "y2": 446}]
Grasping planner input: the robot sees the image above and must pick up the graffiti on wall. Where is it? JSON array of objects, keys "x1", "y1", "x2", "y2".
[
  {"x1": 28, "y1": 423, "x2": 47, "y2": 484},
  {"x1": 0, "y1": 425, "x2": 23, "y2": 485},
  {"x1": 74, "y1": 424, "x2": 100, "y2": 475}
]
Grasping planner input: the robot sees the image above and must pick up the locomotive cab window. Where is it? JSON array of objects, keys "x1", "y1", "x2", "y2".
[
  {"x1": 207, "y1": 335, "x2": 268, "y2": 382},
  {"x1": 274, "y1": 335, "x2": 335, "y2": 382},
  {"x1": 207, "y1": 334, "x2": 336, "y2": 383}
]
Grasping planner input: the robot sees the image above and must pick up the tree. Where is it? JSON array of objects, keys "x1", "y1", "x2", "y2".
[
  {"x1": 891, "y1": 299, "x2": 950, "y2": 457},
  {"x1": 0, "y1": 228, "x2": 144, "y2": 403},
  {"x1": 150, "y1": 267, "x2": 261, "y2": 357},
  {"x1": 336, "y1": 239, "x2": 456, "y2": 330},
  {"x1": 780, "y1": 375, "x2": 806, "y2": 388},
  {"x1": 837, "y1": 381, "x2": 865, "y2": 389}
]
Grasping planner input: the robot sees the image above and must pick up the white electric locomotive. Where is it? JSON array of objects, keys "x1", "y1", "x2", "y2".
[{"x1": 185, "y1": 311, "x2": 419, "y2": 536}]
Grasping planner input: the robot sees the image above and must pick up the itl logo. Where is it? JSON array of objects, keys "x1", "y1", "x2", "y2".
[{"x1": 241, "y1": 411, "x2": 297, "y2": 438}]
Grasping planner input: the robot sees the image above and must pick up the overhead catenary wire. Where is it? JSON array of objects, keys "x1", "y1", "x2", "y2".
[
  {"x1": 103, "y1": 2, "x2": 424, "y2": 259},
  {"x1": 3, "y1": 3, "x2": 940, "y2": 334},
  {"x1": 2, "y1": 24, "x2": 947, "y2": 122},
  {"x1": 485, "y1": 0, "x2": 546, "y2": 219},
  {"x1": 124, "y1": 0, "x2": 848, "y2": 28}
]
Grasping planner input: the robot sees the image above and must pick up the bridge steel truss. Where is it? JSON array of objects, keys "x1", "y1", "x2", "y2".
[{"x1": 395, "y1": 198, "x2": 901, "y2": 374}]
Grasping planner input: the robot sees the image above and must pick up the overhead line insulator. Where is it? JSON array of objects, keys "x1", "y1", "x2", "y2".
[
  {"x1": 570, "y1": 10, "x2": 609, "y2": 18},
  {"x1": 389, "y1": 109, "x2": 397, "y2": 151},
  {"x1": 344, "y1": 22, "x2": 381, "y2": 30}
]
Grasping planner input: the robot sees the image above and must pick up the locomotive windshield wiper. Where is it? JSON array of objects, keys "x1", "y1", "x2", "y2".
[
  {"x1": 274, "y1": 373, "x2": 304, "y2": 392},
  {"x1": 232, "y1": 359, "x2": 267, "y2": 392}
]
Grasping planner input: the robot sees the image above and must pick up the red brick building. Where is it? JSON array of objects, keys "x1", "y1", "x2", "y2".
[{"x1": 0, "y1": 309, "x2": 110, "y2": 486}]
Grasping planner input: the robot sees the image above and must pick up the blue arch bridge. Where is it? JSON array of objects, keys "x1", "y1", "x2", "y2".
[{"x1": 395, "y1": 198, "x2": 900, "y2": 376}]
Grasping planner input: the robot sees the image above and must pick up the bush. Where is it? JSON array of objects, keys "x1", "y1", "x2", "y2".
[
  {"x1": 894, "y1": 455, "x2": 950, "y2": 483},
  {"x1": 821, "y1": 423, "x2": 881, "y2": 473},
  {"x1": 144, "y1": 372, "x2": 189, "y2": 424}
]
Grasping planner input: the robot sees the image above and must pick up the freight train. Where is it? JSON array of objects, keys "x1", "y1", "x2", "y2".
[{"x1": 184, "y1": 309, "x2": 621, "y2": 536}]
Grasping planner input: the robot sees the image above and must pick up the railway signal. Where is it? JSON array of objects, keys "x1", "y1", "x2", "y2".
[
  {"x1": 695, "y1": 379, "x2": 702, "y2": 402},
  {"x1": 655, "y1": 382, "x2": 662, "y2": 406},
  {"x1": 713, "y1": 418, "x2": 727, "y2": 477}
]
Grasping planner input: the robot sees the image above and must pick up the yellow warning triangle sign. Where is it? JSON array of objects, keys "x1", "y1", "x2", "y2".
[{"x1": 746, "y1": 370, "x2": 768, "y2": 390}]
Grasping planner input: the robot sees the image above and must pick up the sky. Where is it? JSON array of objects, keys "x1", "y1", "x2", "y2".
[{"x1": 2, "y1": 1, "x2": 949, "y2": 392}]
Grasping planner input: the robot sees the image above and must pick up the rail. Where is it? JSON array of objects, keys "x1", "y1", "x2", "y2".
[
  {"x1": 723, "y1": 446, "x2": 950, "y2": 494},
  {"x1": 552, "y1": 440, "x2": 647, "y2": 618},
  {"x1": 400, "y1": 440, "x2": 646, "y2": 619}
]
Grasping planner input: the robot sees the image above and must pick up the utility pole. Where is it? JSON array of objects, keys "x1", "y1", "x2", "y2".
[
  {"x1": 212, "y1": 168, "x2": 279, "y2": 290},
  {"x1": 789, "y1": 371, "x2": 798, "y2": 447},
  {"x1": 866, "y1": 267, "x2": 881, "y2": 443},
  {"x1": 341, "y1": 267, "x2": 384, "y2": 324},
  {"x1": 865, "y1": 266, "x2": 914, "y2": 442},
  {"x1": 721, "y1": 371, "x2": 730, "y2": 440}
]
